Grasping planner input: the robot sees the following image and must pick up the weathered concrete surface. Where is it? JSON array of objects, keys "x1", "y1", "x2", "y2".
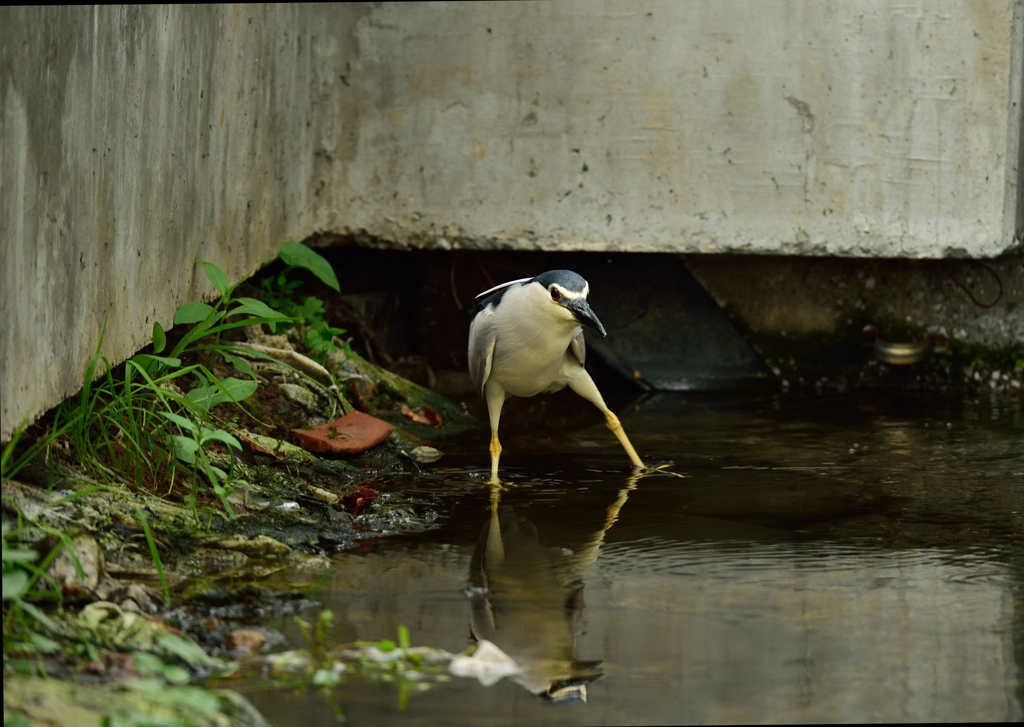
[
  {"x1": 323, "y1": 0, "x2": 1024, "y2": 258},
  {"x1": 684, "y1": 249, "x2": 1024, "y2": 348},
  {"x1": 2, "y1": 2, "x2": 1023, "y2": 439},
  {"x1": 0, "y1": 5, "x2": 371, "y2": 439}
]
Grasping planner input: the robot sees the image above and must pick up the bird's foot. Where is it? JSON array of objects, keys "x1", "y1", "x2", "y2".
[
  {"x1": 637, "y1": 463, "x2": 687, "y2": 478},
  {"x1": 487, "y1": 478, "x2": 524, "y2": 490}
]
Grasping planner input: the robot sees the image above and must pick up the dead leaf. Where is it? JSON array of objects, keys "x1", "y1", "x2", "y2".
[
  {"x1": 342, "y1": 486, "x2": 378, "y2": 516},
  {"x1": 419, "y1": 406, "x2": 443, "y2": 425},
  {"x1": 399, "y1": 404, "x2": 443, "y2": 425}
]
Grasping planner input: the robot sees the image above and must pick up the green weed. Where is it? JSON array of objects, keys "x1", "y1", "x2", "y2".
[
  {"x1": 2, "y1": 518, "x2": 72, "y2": 654},
  {"x1": 1, "y1": 413, "x2": 80, "y2": 487},
  {"x1": 134, "y1": 506, "x2": 170, "y2": 606},
  {"x1": 54, "y1": 259, "x2": 292, "y2": 517},
  {"x1": 294, "y1": 609, "x2": 344, "y2": 671},
  {"x1": 246, "y1": 241, "x2": 352, "y2": 363}
]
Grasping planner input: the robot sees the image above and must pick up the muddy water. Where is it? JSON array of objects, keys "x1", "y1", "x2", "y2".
[{"x1": 240, "y1": 392, "x2": 1022, "y2": 724}]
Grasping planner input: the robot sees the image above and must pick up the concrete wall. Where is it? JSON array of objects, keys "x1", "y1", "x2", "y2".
[
  {"x1": 334, "y1": 0, "x2": 1024, "y2": 258},
  {"x1": 2, "y1": 2, "x2": 1023, "y2": 439},
  {"x1": 1, "y1": 5, "x2": 370, "y2": 438}
]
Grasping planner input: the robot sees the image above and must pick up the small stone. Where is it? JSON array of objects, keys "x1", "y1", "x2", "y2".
[
  {"x1": 123, "y1": 583, "x2": 164, "y2": 613},
  {"x1": 47, "y1": 532, "x2": 104, "y2": 593},
  {"x1": 279, "y1": 382, "x2": 322, "y2": 411},
  {"x1": 307, "y1": 485, "x2": 339, "y2": 503},
  {"x1": 347, "y1": 377, "x2": 378, "y2": 399},
  {"x1": 293, "y1": 554, "x2": 333, "y2": 570},
  {"x1": 226, "y1": 629, "x2": 267, "y2": 654},
  {"x1": 293, "y1": 412, "x2": 393, "y2": 455},
  {"x1": 410, "y1": 446, "x2": 443, "y2": 463}
]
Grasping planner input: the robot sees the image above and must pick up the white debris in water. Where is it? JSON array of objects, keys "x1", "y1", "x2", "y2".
[{"x1": 448, "y1": 640, "x2": 521, "y2": 687}]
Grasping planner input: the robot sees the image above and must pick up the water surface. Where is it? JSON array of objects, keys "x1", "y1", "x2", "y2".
[{"x1": 236, "y1": 392, "x2": 1024, "y2": 724}]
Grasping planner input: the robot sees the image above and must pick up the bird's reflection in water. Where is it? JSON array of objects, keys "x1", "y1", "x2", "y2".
[{"x1": 462, "y1": 476, "x2": 639, "y2": 703}]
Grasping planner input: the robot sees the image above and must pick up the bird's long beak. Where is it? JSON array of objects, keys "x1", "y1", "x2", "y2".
[{"x1": 569, "y1": 299, "x2": 607, "y2": 337}]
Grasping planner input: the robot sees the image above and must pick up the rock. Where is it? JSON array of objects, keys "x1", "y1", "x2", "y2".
[
  {"x1": 225, "y1": 482, "x2": 259, "y2": 511},
  {"x1": 226, "y1": 629, "x2": 267, "y2": 654},
  {"x1": 121, "y1": 583, "x2": 164, "y2": 614},
  {"x1": 208, "y1": 535, "x2": 292, "y2": 557},
  {"x1": 292, "y1": 554, "x2": 333, "y2": 570},
  {"x1": 176, "y1": 547, "x2": 249, "y2": 576},
  {"x1": 239, "y1": 431, "x2": 320, "y2": 462},
  {"x1": 278, "y1": 382, "x2": 323, "y2": 411},
  {"x1": 347, "y1": 377, "x2": 378, "y2": 399},
  {"x1": 46, "y1": 532, "x2": 104, "y2": 594},
  {"x1": 292, "y1": 412, "x2": 393, "y2": 455},
  {"x1": 245, "y1": 325, "x2": 292, "y2": 350},
  {"x1": 410, "y1": 446, "x2": 443, "y2": 463},
  {"x1": 0, "y1": 479, "x2": 56, "y2": 521}
]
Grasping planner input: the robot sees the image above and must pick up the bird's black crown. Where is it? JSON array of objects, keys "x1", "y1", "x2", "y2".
[{"x1": 533, "y1": 270, "x2": 588, "y2": 293}]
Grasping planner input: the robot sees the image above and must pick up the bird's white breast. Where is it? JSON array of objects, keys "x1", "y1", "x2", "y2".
[{"x1": 487, "y1": 283, "x2": 579, "y2": 397}]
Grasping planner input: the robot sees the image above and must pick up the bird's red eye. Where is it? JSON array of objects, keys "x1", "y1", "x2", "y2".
[{"x1": 550, "y1": 288, "x2": 560, "y2": 300}]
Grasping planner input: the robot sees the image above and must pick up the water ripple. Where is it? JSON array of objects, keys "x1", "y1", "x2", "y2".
[{"x1": 596, "y1": 538, "x2": 1011, "y2": 584}]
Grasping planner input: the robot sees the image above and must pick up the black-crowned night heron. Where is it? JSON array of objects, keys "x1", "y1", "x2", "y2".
[{"x1": 468, "y1": 270, "x2": 645, "y2": 483}]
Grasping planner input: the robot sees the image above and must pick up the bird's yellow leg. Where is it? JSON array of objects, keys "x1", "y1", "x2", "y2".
[
  {"x1": 488, "y1": 431, "x2": 502, "y2": 484},
  {"x1": 603, "y1": 417, "x2": 685, "y2": 477},
  {"x1": 604, "y1": 411, "x2": 645, "y2": 469},
  {"x1": 484, "y1": 384, "x2": 507, "y2": 486}
]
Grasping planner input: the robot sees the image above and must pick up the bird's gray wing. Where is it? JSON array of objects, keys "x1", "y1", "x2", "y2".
[
  {"x1": 468, "y1": 305, "x2": 498, "y2": 395},
  {"x1": 569, "y1": 326, "x2": 586, "y2": 366}
]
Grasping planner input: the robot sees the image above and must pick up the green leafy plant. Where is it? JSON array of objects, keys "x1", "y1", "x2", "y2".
[
  {"x1": 54, "y1": 261, "x2": 291, "y2": 516},
  {"x1": 248, "y1": 241, "x2": 351, "y2": 363},
  {"x1": 104, "y1": 648, "x2": 225, "y2": 727},
  {"x1": 354, "y1": 625, "x2": 423, "y2": 711},
  {"x1": 2, "y1": 518, "x2": 72, "y2": 654},
  {"x1": 161, "y1": 411, "x2": 250, "y2": 516},
  {"x1": 294, "y1": 609, "x2": 344, "y2": 671}
]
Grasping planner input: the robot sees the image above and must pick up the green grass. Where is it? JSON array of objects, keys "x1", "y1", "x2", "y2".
[
  {"x1": 2, "y1": 242, "x2": 348, "y2": 662},
  {"x1": 50, "y1": 252, "x2": 322, "y2": 516}
]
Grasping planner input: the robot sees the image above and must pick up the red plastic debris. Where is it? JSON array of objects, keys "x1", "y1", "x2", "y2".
[{"x1": 292, "y1": 412, "x2": 393, "y2": 455}]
